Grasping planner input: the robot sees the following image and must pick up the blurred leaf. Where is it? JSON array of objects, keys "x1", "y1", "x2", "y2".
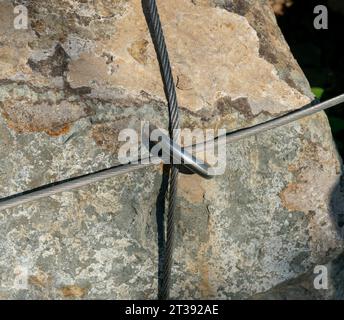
[{"x1": 311, "y1": 87, "x2": 325, "y2": 99}]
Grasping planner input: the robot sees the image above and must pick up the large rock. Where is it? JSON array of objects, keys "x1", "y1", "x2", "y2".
[{"x1": 0, "y1": 0, "x2": 343, "y2": 299}]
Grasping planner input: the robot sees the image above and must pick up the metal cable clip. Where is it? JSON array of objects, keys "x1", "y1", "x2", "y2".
[{"x1": 145, "y1": 126, "x2": 215, "y2": 179}]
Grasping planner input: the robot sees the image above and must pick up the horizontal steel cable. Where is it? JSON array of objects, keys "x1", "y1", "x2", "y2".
[{"x1": 0, "y1": 94, "x2": 343, "y2": 212}]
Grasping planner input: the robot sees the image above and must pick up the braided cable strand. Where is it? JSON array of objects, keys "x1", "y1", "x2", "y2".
[
  {"x1": 145, "y1": 0, "x2": 180, "y2": 136},
  {"x1": 144, "y1": 0, "x2": 180, "y2": 300},
  {"x1": 1, "y1": 95, "x2": 344, "y2": 212}
]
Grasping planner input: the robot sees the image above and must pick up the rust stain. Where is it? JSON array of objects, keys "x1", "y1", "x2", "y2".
[
  {"x1": 0, "y1": 95, "x2": 91, "y2": 137},
  {"x1": 46, "y1": 124, "x2": 71, "y2": 137},
  {"x1": 127, "y1": 39, "x2": 149, "y2": 65},
  {"x1": 60, "y1": 285, "x2": 88, "y2": 298},
  {"x1": 185, "y1": 243, "x2": 214, "y2": 298},
  {"x1": 279, "y1": 183, "x2": 303, "y2": 212},
  {"x1": 184, "y1": 206, "x2": 218, "y2": 298},
  {"x1": 91, "y1": 124, "x2": 121, "y2": 152},
  {"x1": 31, "y1": 19, "x2": 46, "y2": 34},
  {"x1": 198, "y1": 254, "x2": 212, "y2": 297},
  {"x1": 179, "y1": 174, "x2": 205, "y2": 204},
  {"x1": 29, "y1": 272, "x2": 52, "y2": 288},
  {"x1": 1, "y1": 110, "x2": 72, "y2": 137},
  {"x1": 281, "y1": 130, "x2": 339, "y2": 214}
]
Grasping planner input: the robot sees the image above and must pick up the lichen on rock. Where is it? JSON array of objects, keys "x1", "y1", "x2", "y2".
[{"x1": 0, "y1": 0, "x2": 343, "y2": 299}]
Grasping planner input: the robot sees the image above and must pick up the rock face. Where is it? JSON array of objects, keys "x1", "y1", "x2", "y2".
[
  {"x1": 0, "y1": 0, "x2": 343, "y2": 299},
  {"x1": 268, "y1": 0, "x2": 293, "y2": 16}
]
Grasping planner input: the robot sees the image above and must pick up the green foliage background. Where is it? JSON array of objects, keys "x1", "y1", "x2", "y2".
[{"x1": 277, "y1": 0, "x2": 344, "y2": 157}]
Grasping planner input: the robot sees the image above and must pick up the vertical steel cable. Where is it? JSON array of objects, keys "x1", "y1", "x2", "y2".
[{"x1": 143, "y1": 0, "x2": 181, "y2": 300}]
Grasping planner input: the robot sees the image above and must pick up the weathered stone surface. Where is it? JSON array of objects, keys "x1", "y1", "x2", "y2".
[
  {"x1": 0, "y1": 0, "x2": 343, "y2": 299},
  {"x1": 268, "y1": 0, "x2": 293, "y2": 16}
]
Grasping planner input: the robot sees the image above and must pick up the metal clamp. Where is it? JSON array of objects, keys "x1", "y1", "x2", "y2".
[{"x1": 145, "y1": 126, "x2": 215, "y2": 179}]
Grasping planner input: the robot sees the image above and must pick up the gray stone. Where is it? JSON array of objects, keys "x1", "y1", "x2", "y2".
[{"x1": 0, "y1": 0, "x2": 343, "y2": 299}]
